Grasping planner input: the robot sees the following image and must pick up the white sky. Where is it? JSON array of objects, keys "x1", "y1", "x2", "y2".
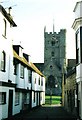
[{"x1": 1, "y1": 0, "x2": 78, "y2": 63}]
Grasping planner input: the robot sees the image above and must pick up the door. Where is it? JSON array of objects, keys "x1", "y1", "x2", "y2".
[
  {"x1": 36, "y1": 92, "x2": 38, "y2": 106},
  {"x1": 8, "y1": 90, "x2": 13, "y2": 117}
]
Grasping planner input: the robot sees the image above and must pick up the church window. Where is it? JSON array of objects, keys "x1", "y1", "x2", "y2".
[
  {"x1": 51, "y1": 41, "x2": 55, "y2": 46},
  {"x1": 51, "y1": 51, "x2": 54, "y2": 57}
]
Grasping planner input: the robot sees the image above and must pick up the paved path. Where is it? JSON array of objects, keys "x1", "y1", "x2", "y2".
[{"x1": 7, "y1": 105, "x2": 78, "y2": 120}]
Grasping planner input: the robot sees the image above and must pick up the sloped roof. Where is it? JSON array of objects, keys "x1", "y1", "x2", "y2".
[
  {"x1": 0, "y1": 5, "x2": 17, "y2": 27},
  {"x1": 13, "y1": 50, "x2": 31, "y2": 68},
  {"x1": 13, "y1": 50, "x2": 45, "y2": 77},
  {"x1": 30, "y1": 62, "x2": 45, "y2": 77}
]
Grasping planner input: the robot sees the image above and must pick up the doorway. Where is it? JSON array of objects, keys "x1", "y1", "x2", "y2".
[{"x1": 8, "y1": 90, "x2": 13, "y2": 117}]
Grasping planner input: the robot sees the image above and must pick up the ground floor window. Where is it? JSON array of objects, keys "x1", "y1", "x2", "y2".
[
  {"x1": 34, "y1": 91, "x2": 35, "y2": 103},
  {"x1": 22, "y1": 93, "x2": 30, "y2": 105},
  {"x1": 15, "y1": 92, "x2": 20, "y2": 105},
  {"x1": 0, "y1": 92, "x2": 6, "y2": 105}
]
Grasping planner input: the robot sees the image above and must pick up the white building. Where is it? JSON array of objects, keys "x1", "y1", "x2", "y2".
[
  {"x1": 0, "y1": 5, "x2": 45, "y2": 120},
  {"x1": 72, "y1": 1, "x2": 82, "y2": 119}
]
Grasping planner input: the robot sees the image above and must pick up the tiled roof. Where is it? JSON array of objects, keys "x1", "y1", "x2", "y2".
[
  {"x1": 13, "y1": 50, "x2": 30, "y2": 67},
  {"x1": 13, "y1": 50, "x2": 45, "y2": 77},
  {"x1": 30, "y1": 62, "x2": 45, "y2": 77}
]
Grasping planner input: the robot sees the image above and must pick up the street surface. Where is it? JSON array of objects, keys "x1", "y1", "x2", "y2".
[{"x1": 6, "y1": 105, "x2": 78, "y2": 120}]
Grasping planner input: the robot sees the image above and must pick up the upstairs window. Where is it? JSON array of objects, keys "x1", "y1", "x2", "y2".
[
  {"x1": 35, "y1": 78, "x2": 36, "y2": 84},
  {"x1": 38, "y1": 77, "x2": 40, "y2": 85},
  {"x1": 1, "y1": 51, "x2": 6, "y2": 72},
  {"x1": 76, "y1": 30, "x2": 80, "y2": 64},
  {"x1": 20, "y1": 64, "x2": 24, "y2": 78},
  {"x1": 41, "y1": 78, "x2": 43, "y2": 86},
  {"x1": 3, "y1": 19, "x2": 7, "y2": 37},
  {"x1": 14, "y1": 64, "x2": 17, "y2": 75},
  {"x1": 28, "y1": 70, "x2": 32, "y2": 83}
]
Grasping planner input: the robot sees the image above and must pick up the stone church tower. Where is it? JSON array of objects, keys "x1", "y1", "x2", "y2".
[
  {"x1": 35, "y1": 26, "x2": 66, "y2": 95},
  {"x1": 43, "y1": 27, "x2": 66, "y2": 95}
]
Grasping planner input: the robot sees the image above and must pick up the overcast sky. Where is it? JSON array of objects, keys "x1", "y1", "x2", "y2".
[{"x1": 1, "y1": 0, "x2": 78, "y2": 63}]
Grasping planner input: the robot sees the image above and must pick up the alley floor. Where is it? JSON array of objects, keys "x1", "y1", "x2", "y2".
[{"x1": 6, "y1": 105, "x2": 78, "y2": 120}]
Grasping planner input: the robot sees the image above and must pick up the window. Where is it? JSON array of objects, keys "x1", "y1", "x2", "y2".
[
  {"x1": 76, "y1": 31, "x2": 80, "y2": 64},
  {"x1": 28, "y1": 70, "x2": 32, "y2": 83},
  {"x1": 15, "y1": 92, "x2": 20, "y2": 105},
  {"x1": 23, "y1": 93, "x2": 30, "y2": 104},
  {"x1": 0, "y1": 92, "x2": 6, "y2": 105},
  {"x1": 51, "y1": 51, "x2": 54, "y2": 57},
  {"x1": 51, "y1": 41, "x2": 55, "y2": 46},
  {"x1": 33, "y1": 92, "x2": 35, "y2": 103},
  {"x1": 35, "y1": 78, "x2": 36, "y2": 84},
  {"x1": 14, "y1": 64, "x2": 17, "y2": 75},
  {"x1": 1, "y1": 51, "x2": 6, "y2": 72},
  {"x1": 50, "y1": 65, "x2": 53, "y2": 69},
  {"x1": 41, "y1": 78, "x2": 43, "y2": 86},
  {"x1": 38, "y1": 77, "x2": 40, "y2": 85},
  {"x1": 20, "y1": 64, "x2": 24, "y2": 78},
  {"x1": 3, "y1": 19, "x2": 7, "y2": 37}
]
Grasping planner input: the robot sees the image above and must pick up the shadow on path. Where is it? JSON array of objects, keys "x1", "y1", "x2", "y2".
[{"x1": 6, "y1": 105, "x2": 78, "y2": 120}]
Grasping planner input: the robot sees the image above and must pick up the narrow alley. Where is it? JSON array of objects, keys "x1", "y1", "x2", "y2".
[{"x1": 6, "y1": 105, "x2": 78, "y2": 120}]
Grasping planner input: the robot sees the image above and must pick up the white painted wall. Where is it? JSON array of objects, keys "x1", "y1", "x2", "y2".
[
  {"x1": 74, "y1": 1, "x2": 82, "y2": 19},
  {"x1": 0, "y1": 6, "x2": 45, "y2": 120},
  {"x1": 76, "y1": 64, "x2": 82, "y2": 82}
]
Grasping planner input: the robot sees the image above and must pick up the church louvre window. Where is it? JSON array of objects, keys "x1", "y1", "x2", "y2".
[
  {"x1": 51, "y1": 41, "x2": 55, "y2": 46},
  {"x1": 50, "y1": 65, "x2": 53, "y2": 69},
  {"x1": 51, "y1": 51, "x2": 54, "y2": 57}
]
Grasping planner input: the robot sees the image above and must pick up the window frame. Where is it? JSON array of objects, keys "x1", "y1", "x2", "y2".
[
  {"x1": 0, "y1": 92, "x2": 6, "y2": 105},
  {"x1": 1, "y1": 51, "x2": 6, "y2": 72}
]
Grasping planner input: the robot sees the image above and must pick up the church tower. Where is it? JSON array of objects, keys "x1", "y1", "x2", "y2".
[{"x1": 44, "y1": 27, "x2": 66, "y2": 95}]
